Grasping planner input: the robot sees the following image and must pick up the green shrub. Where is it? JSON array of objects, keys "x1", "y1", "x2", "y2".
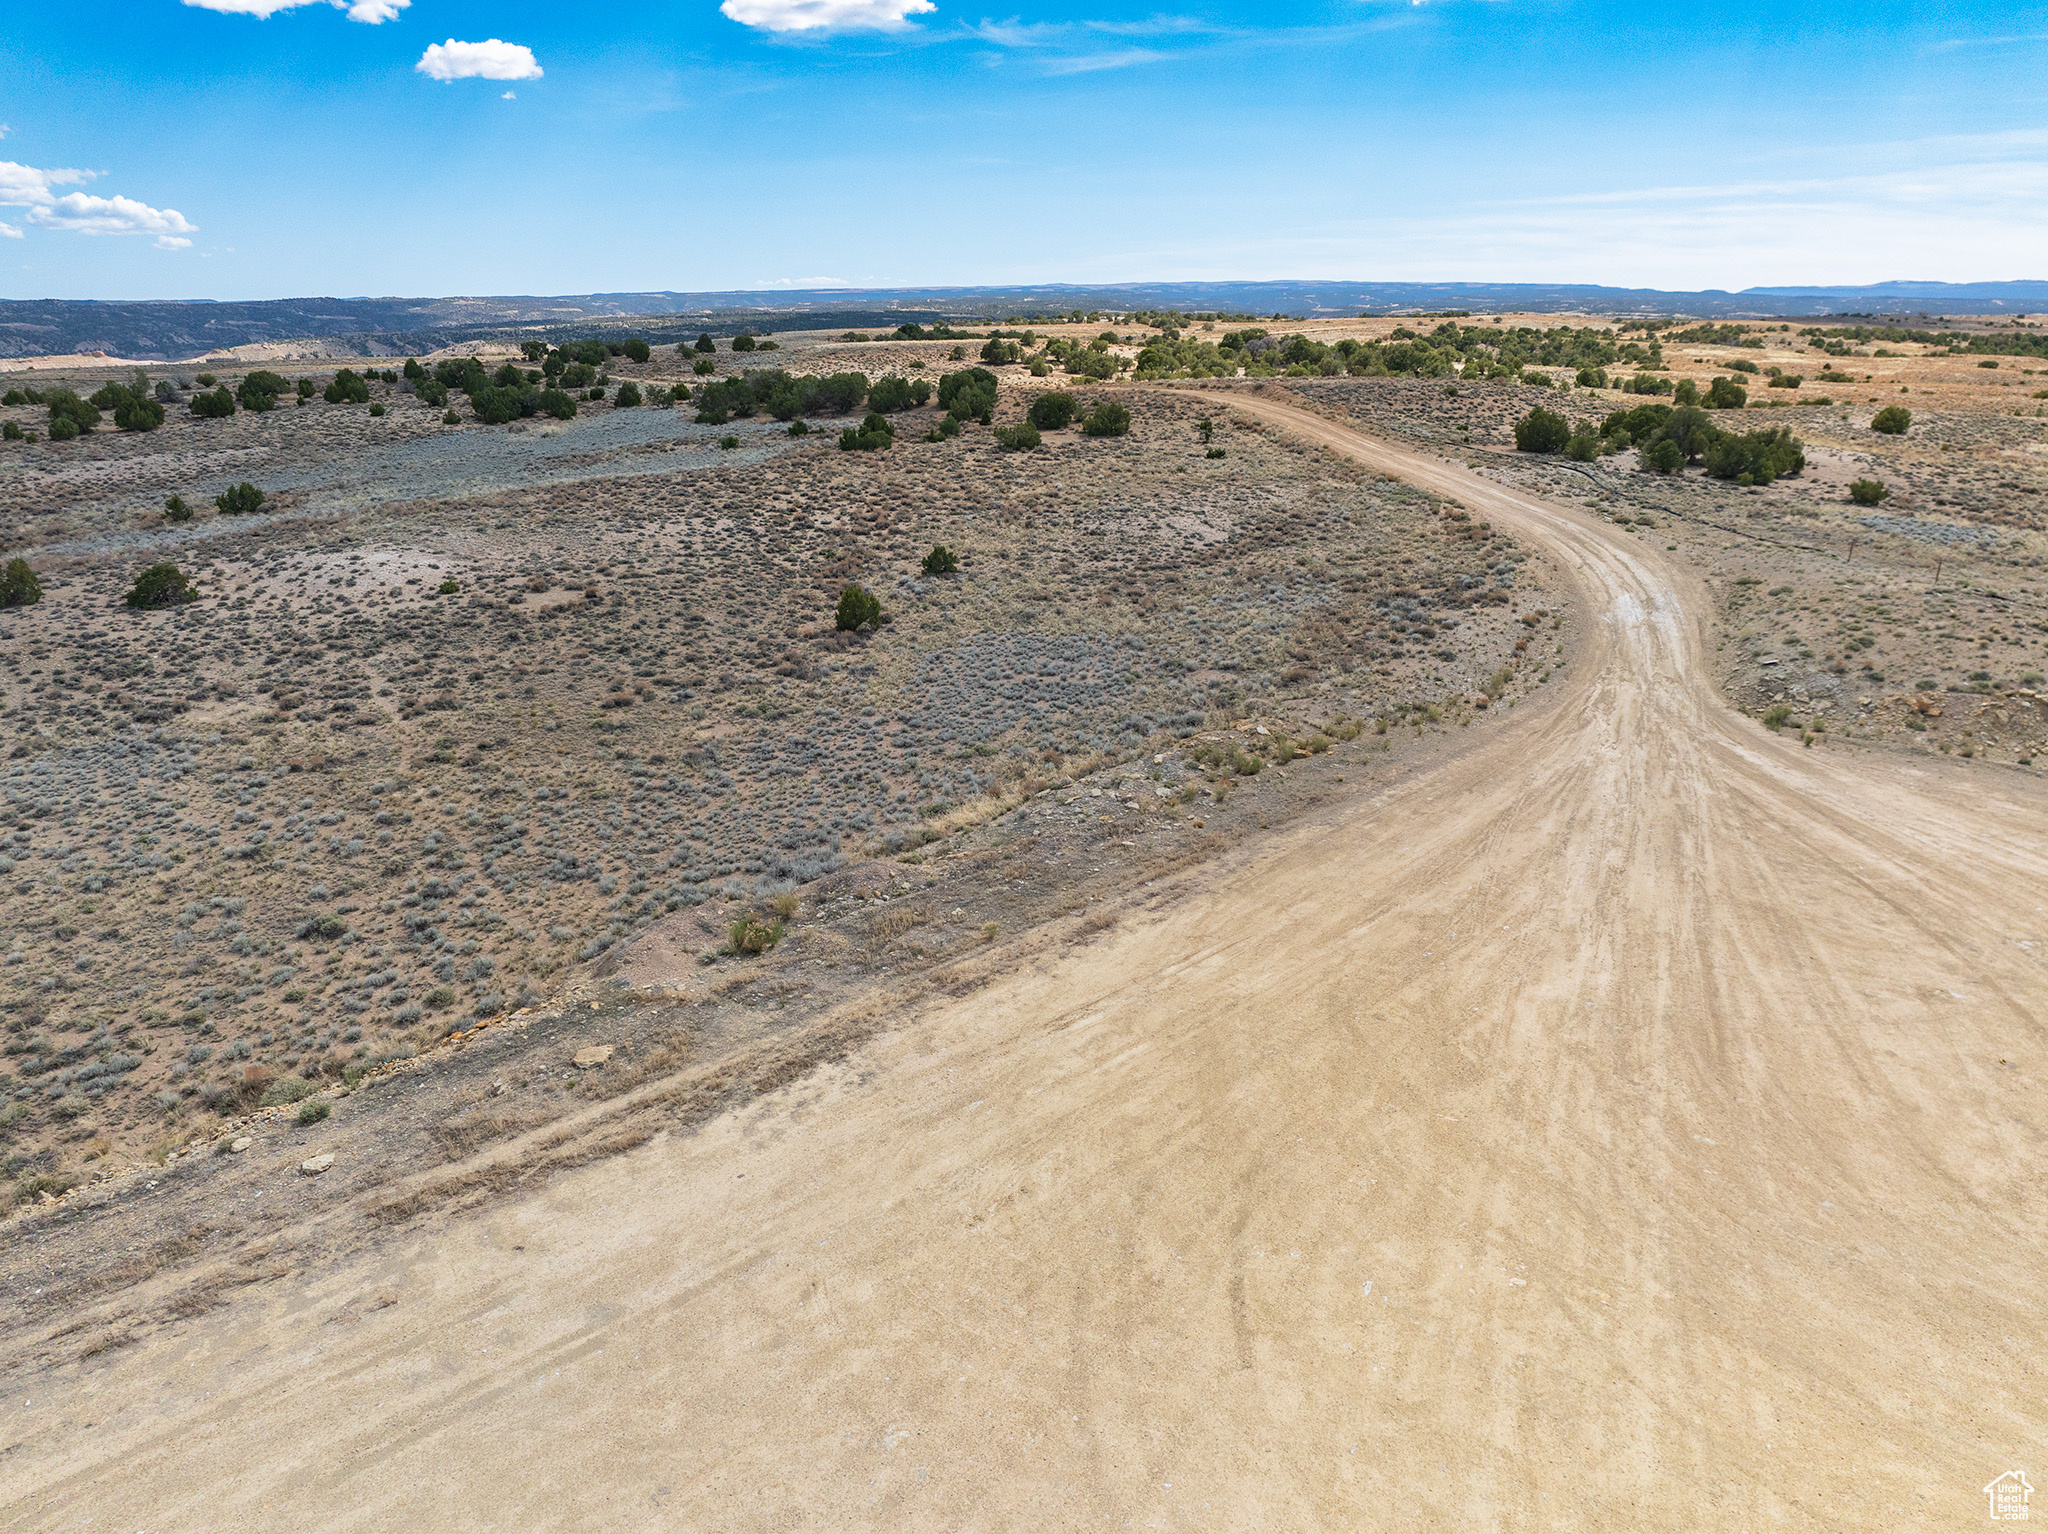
[
  {"x1": 1703, "y1": 426, "x2": 1804, "y2": 483},
  {"x1": 126, "y1": 563, "x2": 197, "y2": 609},
  {"x1": 195, "y1": 372, "x2": 216, "y2": 386},
  {"x1": 1761, "y1": 703, "x2": 1793, "y2": 729},
  {"x1": 260, "y1": 1075, "x2": 314, "y2": 1108},
  {"x1": 938, "y1": 367, "x2": 998, "y2": 417},
  {"x1": 1565, "y1": 432, "x2": 1598, "y2": 461},
  {"x1": 694, "y1": 333, "x2": 716, "y2": 354},
  {"x1": 368, "y1": 402, "x2": 385, "y2": 417},
  {"x1": 1067, "y1": 349, "x2": 1119, "y2": 380},
  {"x1": 622, "y1": 338, "x2": 651, "y2": 364},
  {"x1": 719, "y1": 434, "x2": 740, "y2": 449},
  {"x1": 1640, "y1": 438, "x2": 1685, "y2": 474},
  {"x1": 1848, "y1": 478, "x2": 1888, "y2": 506},
  {"x1": 0, "y1": 388, "x2": 22, "y2": 406},
  {"x1": 1027, "y1": 391, "x2": 1076, "y2": 429},
  {"x1": 994, "y1": 421, "x2": 1041, "y2": 450},
  {"x1": 1704, "y1": 376, "x2": 1748, "y2": 409},
  {"x1": 471, "y1": 385, "x2": 530, "y2": 424},
  {"x1": 1513, "y1": 405, "x2": 1570, "y2": 453},
  {"x1": 1767, "y1": 373, "x2": 1802, "y2": 389},
  {"x1": 1, "y1": 422, "x2": 18, "y2": 440},
  {"x1": 921, "y1": 544, "x2": 959, "y2": 576},
  {"x1": 323, "y1": 369, "x2": 370, "y2": 405},
  {"x1": 215, "y1": 482, "x2": 264, "y2": 516},
  {"x1": 46, "y1": 388, "x2": 100, "y2": 437},
  {"x1": 787, "y1": 419, "x2": 810, "y2": 436},
  {"x1": 0, "y1": 557, "x2": 42, "y2": 609},
  {"x1": 836, "y1": 583, "x2": 884, "y2": 631},
  {"x1": 1081, "y1": 400, "x2": 1131, "y2": 437},
  {"x1": 1871, "y1": 405, "x2": 1912, "y2": 435},
  {"x1": 1601, "y1": 403, "x2": 1672, "y2": 445},
  {"x1": 539, "y1": 388, "x2": 577, "y2": 420},
  {"x1": 838, "y1": 412, "x2": 895, "y2": 451},
  {"x1": 237, "y1": 371, "x2": 288, "y2": 411},
  {"x1": 437, "y1": 578, "x2": 460, "y2": 594},
  {"x1": 1576, "y1": 367, "x2": 1609, "y2": 388},
  {"x1": 1205, "y1": 446, "x2": 1225, "y2": 459},
  {"x1": 413, "y1": 379, "x2": 449, "y2": 407},
  {"x1": 614, "y1": 381, "x2": 642, "y2": 408},
  {"x1": 867, "y1": 375, "x2": 932, "y2": 413},
  {"x1": 89, "y1": 382, "x2": 166, "y2": 432},
  {"x1": 164, "y1": 494, "x2": 191, "y2": 522},
  {"x1": 442, "y1": 409, "x2": 462, "y2": 425},
  {"x1": 728, "y1": 916, "x2": 783, "y2": 954},
  {"x1": 297, "y1": 1098, "x2": 331, "y2": 1125}
]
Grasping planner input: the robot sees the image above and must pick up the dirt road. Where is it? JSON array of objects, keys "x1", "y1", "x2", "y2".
[{"x1": 9, "y1": 395, "x2": 2046, "y2": 1530}]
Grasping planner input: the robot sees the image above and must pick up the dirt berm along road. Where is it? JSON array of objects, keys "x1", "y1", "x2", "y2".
[{"x1": 9, "y1": 394, "x2": 2046, "y2": 1531}]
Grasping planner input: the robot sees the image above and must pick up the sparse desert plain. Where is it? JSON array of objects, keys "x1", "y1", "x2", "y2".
[{"x1": 2, "y1": 312, "x2": 2046, "y2": 1528}]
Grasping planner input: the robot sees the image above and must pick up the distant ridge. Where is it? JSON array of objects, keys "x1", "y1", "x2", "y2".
[{"x1": 2, "y1": 279, "x2": 2041, "y2": 361}]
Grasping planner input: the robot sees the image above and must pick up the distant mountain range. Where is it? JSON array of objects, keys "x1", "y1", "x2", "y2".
[{"x1": 2, "y1": 279, "x2": 2042, "y2": 362}]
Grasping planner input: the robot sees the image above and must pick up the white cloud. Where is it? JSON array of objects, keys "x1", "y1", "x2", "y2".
[
  {"x1": 1038, "y1": 47, "x2": 1165, "y2": 74},
  {"x1": 416, "y1": 38, "x2": 544, "y2": 82},
  {"x1": 181, "y1": 0, "x2": 409, "y2": 21},
  {"x1": 1071, "y1": 147, "x2": 2048, "y2": 291},
  {"x1": 720, "y1": 0, "x2": 935, "y2": 34},
  {"x1": 0, "y1": 161, "x2": 195, "y2": 243},
  {"x1": 0, "y1": 161, "x2": 96, "y2": 208},
  {"x1": 29, "y1": 192, "x2": 199, "y2": 240},
  {"x1": 501, "y1": 91, "x2": 517, "y2": 100}
]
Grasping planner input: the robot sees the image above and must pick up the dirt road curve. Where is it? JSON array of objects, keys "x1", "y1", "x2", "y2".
[{"x1": 11, "y1": 395, "x2": 2047, "y2": 1530}]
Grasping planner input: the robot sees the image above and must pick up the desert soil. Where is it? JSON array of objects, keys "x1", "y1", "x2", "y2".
[{"x1": 4, "y1": 394, "x2": 2044, "y2": 1530}]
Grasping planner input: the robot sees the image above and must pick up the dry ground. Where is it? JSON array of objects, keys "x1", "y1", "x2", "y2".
[
  {"x1": 2, "y1": 387, "x2": 2044, "y2": 1529},
  {"x1": 0, "y1": 360, "x2": 1544, "y2": 1178}
]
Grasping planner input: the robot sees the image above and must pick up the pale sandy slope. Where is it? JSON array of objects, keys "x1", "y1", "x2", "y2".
[{"x1": 10, "y1": 395, "x2": 2047, "y2": 1532}]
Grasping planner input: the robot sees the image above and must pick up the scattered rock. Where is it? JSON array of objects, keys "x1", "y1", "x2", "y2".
[
  {"x1": 573, "y1": 1046, "x2": 614, "y2": 1069},
  {"x1": 230, "y1": 1136, "x2": 253, "y2": 1153},
  {"x1": 301, "y1": 1153, "x2": 335, "y2": 1175}
]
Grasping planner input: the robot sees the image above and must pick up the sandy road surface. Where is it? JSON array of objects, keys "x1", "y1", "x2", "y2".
[{"x1": 9, "y1": 395, "x2": 2047, "y2": 1531}]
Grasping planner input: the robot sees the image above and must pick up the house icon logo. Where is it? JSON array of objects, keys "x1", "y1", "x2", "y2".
[{"x1": 1987, "y1": 1471, "x2": 2033, "y2": 1520}]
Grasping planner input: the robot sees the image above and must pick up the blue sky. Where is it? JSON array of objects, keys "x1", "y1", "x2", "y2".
[{"x1": 2, "y1": 0, "x2": 2045, "y2": 300}]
